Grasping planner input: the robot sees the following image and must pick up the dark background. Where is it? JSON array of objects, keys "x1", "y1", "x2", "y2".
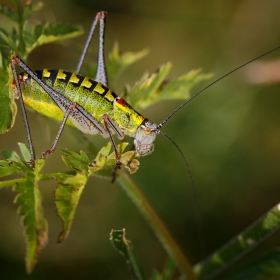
[{"x1": 1, "y1": 0, "x2": 280, "y2": 279}]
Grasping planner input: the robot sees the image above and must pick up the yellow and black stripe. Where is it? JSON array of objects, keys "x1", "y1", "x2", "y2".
[{"x1": 20, "y1": 69, "x2": 146, "y2": 135}]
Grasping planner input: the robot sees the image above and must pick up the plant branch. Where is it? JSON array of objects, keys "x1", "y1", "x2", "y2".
[{"x1": 117, "y1": 171, "x2": 198, "y2": 280}]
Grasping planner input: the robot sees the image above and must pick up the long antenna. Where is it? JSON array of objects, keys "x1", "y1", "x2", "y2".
[
  {"x1": 158, "y1": 130, "x2": 205, "y2": 258},
  {"x1": 157, "y1": 46, "x2": 280, "y2": 129}
]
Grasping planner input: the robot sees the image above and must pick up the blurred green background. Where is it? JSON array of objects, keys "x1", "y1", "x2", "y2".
[{"x1": 1, "y1": 0, "x2": 280, "y2": 279}]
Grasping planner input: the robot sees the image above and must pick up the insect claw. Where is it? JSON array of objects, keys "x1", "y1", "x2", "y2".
[
  {"x1": 39, "y1": 153, "x2": 46, "y2": 159},
  {"x1": 26, "y1": 160, "x2": 35, "y2": 167},
  {"x1": 39, "y1": 149, "x2": 54, "y2": 159}
]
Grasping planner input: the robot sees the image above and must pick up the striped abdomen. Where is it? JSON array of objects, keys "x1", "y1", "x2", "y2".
[{"x1": 18, "y1": 69, "x2": 146, "y2": 137}]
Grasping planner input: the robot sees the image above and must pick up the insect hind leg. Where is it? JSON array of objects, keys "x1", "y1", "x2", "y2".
[
  {"x1": 76, "y1": 11, "x2": 108, "y2": 87},
  {"x1": 10, "y1": 54, "x2": 35, "y2": 165}
]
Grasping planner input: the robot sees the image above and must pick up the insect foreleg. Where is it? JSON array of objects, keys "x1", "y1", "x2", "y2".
[
  {"x1": 40, "y1": 103, "x2": 78, "y2": 159},
  {"x1": 103, "y1": 114, "x2": 124, "y2": 167},
  {"x1": 76, "y1": 11, "x2": 108, "y2": 87},
  {"x1": 10, "y1": 56, "x2": 35, "y2": 165}
]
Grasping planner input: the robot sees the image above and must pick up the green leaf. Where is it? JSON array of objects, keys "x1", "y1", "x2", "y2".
[
  {"x1": 61, "y1": 149, "x2": 90, "y2": 174},
  {"x1": 223, "y1": 249, "x2": 280, "y2": 280},
  {"x1": 18, "y1": 142, "x2": 32, "y2": 163},
  {"x1": 56, "y1": 145, "x2": 119, "y2": 242},
  {"x1": 0, "y1": 28, "x2": 10, "y2": 50},
  {"x1": 98, "y1": 142, "x2": 113, "y2": 157},
  {"x1": 107, "y1": 43, "x2": 149, "y2": 84},
  {"x1": 0, "y1": 1, "x2": 43, "y2": 24},
  {"x1": 56, "y1": 143, "x2": 133, "y2": 242},
  {"x1": 14, "y1": 172, "x2": 48, "y2": 274},
  {"x1": 125, "y1": 64, "x2": 212, "y2": 112},
  {"x1": 126, "y1": 63, "x2": 172, "y2": 110},
  {"x1": 0, "y1": 2, "x2": 82, "y2": 60},
  {"x1": 88, "y1": 142, "x2": 115, "y2": 173},
  {"x1": 0, "y1": 3, "x2": 19, "y2": 23},
  {"x1": 25, "y1": 22, "x2": 83, "y2": 55},
  {"x1": 0, "y1": 143, "x2": 35, "y2": 178},
  {"x1": 158, "y1": 69, "x2": 213, "y2": 100},
  {"x1": 0, "y1": 30, "x2": 20, "y2": 53},
  {"x1": 22, "y1": 1, "x2": 43, "y2": 22},
  {"x1": 106, "y1": 143, "x2": 140, "y2": 174},
  {"x1": 149, "y1": 259, "x2": 175, "y2": 280},
  {"x1": 0, "y1": 145, "x2": 49, "y2": 273},
  {"x1": 160, "y1": 259, "x2": 176, "y2": 280},
  {"x1": 0, "y1": 67, "x2": 17, "y2": 134},
  {"x1": 195, "y1": 202, "x2": 280, "y2": 279},
  {"x1": 34, "y1": 23, "x2": 43, "y2": 41},
  {"x1": 54, "y1": 142, "x2": 140, "y2": 243},
  {"x1": 54, "y1": 172, "x2": 86, "y2": 243},
  {"x1": 1, "y1": 149, "x2": 31, "y2": 172},
  {"x1": 110, "y1": 229, "x2": 146, "y2": 280},
  {"x1": 0, "y1": 177, "x2": 25, "y2": 188},
  {"x1": 0, "y1": 160, "x2": 24, "y2": 178},
  {"x1": 88, "y1": 142, "x2": 140, "y2": 176},
  {"x1": 23, "y1": 21, "x2": 36, "y2": 47},
  {"x1": 120, "y1": 151, "x2": 140, "y2": 174}
]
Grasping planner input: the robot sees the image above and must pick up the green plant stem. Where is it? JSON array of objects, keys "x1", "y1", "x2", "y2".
[
  {"x1": 117, "y1": 171, "x2": 198, "y2": 280},
  {"x1": 194, "y1": 202, "x2": 280, "y2": 279},
  {"x1": 14, "y1": 0, "x2": 26, "y2": 55}
]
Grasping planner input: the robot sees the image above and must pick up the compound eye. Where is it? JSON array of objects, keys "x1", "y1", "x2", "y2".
[{"x1": 144, "y1": 126, "x2": 151, "y2": 135}]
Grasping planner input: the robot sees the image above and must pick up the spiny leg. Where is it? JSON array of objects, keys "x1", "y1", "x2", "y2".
[
  {"x1": 10, "y1": 55, "x2": 35, "y2": 165},
  {"x1": 40, "y1": 103, "x2": 78, "y2": 159},
  {"x1": 76, "y1": 11, "x2": 108, "y2": 87}
]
